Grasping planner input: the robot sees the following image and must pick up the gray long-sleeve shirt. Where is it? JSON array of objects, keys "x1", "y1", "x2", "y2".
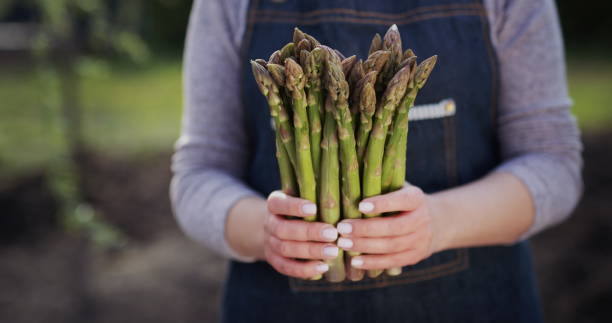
[{"x1": 171, "y1": 0, "x2": 583, "y2": 261}]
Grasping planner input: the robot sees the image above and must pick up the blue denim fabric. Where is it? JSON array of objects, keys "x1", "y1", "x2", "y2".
[{"x1": 223, "y1": 0, "x2": 544, "y2": 322}]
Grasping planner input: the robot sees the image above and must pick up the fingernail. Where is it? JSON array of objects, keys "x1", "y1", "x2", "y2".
[
  {"x1": 351, "y1": 257, "x2": 364, "y2": 268},
  {"x1": 322, "y1": 228, "x2": 338, "y2": 241},
  {"x1": 359, "y1": 202, "x2": 374, "y2": 213},
  {"x1": 316, "y1": 263, "x2": 329, "y2": 273},
  {"x1": 323, "y1": 246, "x2": 339, "y2": 257},
  {"x1": 337, "y1": 238, "x2": 353, "y2": 249},
  {"x1": 337, "y1": 222, "x2": 352, "y2": 235},
  {"x1": 302, "y1": 203, "x2": 317, "y2": 215}
]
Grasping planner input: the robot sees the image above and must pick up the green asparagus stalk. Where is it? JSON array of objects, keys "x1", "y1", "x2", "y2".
[
  {"x1": 250, "y1": 61, "x2": 297, "y2": 170},
  {"x1": 362, "y1": 65, "x2": 412, "y2": 222},
  {"x1": 385, "y1": 55, "x2": 437, "y2": 277},
  {"x1": 269, "y1": 50, "x2": 281, "y2": 64},
  {"x1": 381, "y1": 51, "x2": 419, "y2": 193},
  {"x1": 347, "y1": 59, "x2": 365, "y2": 131},
  {"x1": 296, "y1": 39, "x2": 312, "y2": 53},
  {"x1": 369, "y1": 33, "x2": 383, "y2": 55},
  {"x1": 275, "y1": 134, "x2": 298, "y2": 196},
  {"x1": 363, "y1": 50, "x2": 391, "y2": 76},
  {"x1": 341, "y1": 55, "x2": 358, "y2": 77},
  {"x1": 280, "y1": 42, "x2": 295, "y2": 62},
  {"x1": 378, "y1": 25, "x2": 403, "y2": 94},
  {"x1": 348, "y1": 59, "x2": 365, "y2": 93},
  {"x1": 301, "y1": 48, "x2": 324, "y2": 180},
  {"x1": 293, "y1": 27, "x2": 306, "y2": 44},
  {"x1": 362, "y1": 67, "x2": 411, "y2": 279},
  {"x1": 380, "y1": 90, "x2": 411, "y2": 193},
  {"x1": 355, "y1": 72, "x2": 378, "y2": 165},
  {"x1": 254, "y1": 58, "x2": 268, "y2": 68},
  {"x1": 285, "y1": 57, "x2": 317, "y2": 221},
  {"x1": 324, "y1": 49, "x2": 365, "y2": 281},
  {"x1": 324, "y1": 51, "x2": 361, "y2": 222},
  {"x1": 320, "y1": 96, "x2": 345, "y2": 282}
]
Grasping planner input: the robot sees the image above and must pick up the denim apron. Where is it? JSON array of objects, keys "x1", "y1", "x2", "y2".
[{"x1": 223, "y1": 0, "x2": 544, "y2": 322}]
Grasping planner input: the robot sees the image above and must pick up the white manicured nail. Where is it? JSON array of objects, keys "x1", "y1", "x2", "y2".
[
  {"x1": 359, "y1": 202, "x2": 374, "y2": 213},
  {"x1": 302, "y1": 203, "x2": 317, "y2": 215},
  {"x1": 316, "y1": 263, "x2": 330, "y2": 273},
  {"x1": 322, "y1": 228, "x2": 338, "y2": 241},
  {"x1": 337, "y1": 238, "x2": 353, "y2": 249},
  {"x1": 351, "y1": 257, "x2": 364, "y2": 268},
  {"x1": 337, "y1": 222, "x2": 352, "y2": 234},
  {"x1": 323, "y1": 246, "x2": 339, "y2": 257}
]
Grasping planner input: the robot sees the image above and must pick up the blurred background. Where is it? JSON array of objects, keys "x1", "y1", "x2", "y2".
[{"x1": 0, "y1": 1, "x2": 610, "y2": 322}]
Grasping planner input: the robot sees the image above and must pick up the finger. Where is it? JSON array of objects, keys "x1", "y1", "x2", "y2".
[
  {"x1": 336, "y1": 208, "x2": 429, "y2": 238},
  {"x1": 337, "y1": 232, "x2": 422, "y2": 254},
  {"x1": 265, "y1": 214, "x2": 338, "y2": 242},
  {"x1": 265, "y1": 248, "x2": 329, "y2": 279},
  {"x1": 358, "y1": 185, "x2": 425, "y2": 215},
  {"x1": 349, "y1": 249, "x2": 425, "y2": 270},
  {"x1": 268, "y1": 235, "x2": 339, "y2": 259},
  {"x1": 267, "y1": 191, "x2": 317, "y2": 217}
]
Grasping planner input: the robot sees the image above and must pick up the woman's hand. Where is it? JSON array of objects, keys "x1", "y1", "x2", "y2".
[
  {"x1": 262, "y1": 191, "x2": 340, "y2": 279},
  {"x1": 336, "y1": 184, "x2": 445, "y2": 270}
]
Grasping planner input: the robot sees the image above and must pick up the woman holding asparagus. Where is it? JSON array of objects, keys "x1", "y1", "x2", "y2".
[{"x1": 171, "y1": 0, "x2": 582, "y2": 322}]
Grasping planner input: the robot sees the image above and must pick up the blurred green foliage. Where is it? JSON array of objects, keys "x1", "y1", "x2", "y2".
[{"x1": 0, "y1": 56, "x2": 610, "y2": 177}]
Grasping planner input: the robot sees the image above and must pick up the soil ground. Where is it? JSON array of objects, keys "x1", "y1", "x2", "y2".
[{"x1": 0, "y1": 132, "x2": 610, "y2": 323}]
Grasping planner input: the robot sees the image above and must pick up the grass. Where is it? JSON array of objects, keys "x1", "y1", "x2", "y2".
[
  {"x1": 0, "y1": 58, "x2": 183, "y2": 178},
  {"x1": 0, "y1": 55, "x2": 610, "y2": 178}
]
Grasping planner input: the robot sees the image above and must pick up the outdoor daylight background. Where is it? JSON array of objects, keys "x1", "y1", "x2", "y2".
[{"x1": 0, "y1": 1, "x2": 610, "y2": 322}]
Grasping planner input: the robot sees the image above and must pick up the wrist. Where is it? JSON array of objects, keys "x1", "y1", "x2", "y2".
[
  {"x1": 226, "y1": 197, "x2": 267, "y2": 260},
  {"x1": 428, "y1": 193, "x2": 456, "y2": 253}
]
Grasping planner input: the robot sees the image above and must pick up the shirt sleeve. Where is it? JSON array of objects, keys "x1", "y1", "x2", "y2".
[
  {"x1": 170, "y1": 0, "x2": 259, "y2": 261},
  {"x1": 484, "y1": 0, "x2": 583, "y2": 239}
]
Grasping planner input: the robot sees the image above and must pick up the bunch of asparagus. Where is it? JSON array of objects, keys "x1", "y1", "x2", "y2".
[{"x1": 251, "y1": 25, "x2": 437, "y2": 282}]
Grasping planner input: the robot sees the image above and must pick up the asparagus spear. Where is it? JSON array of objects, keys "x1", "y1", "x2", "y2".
[
  {"x1": 254, "y1": 58, "x2": 268, "y2": 68},
  {"x1": 280, "y1": 42, "x2": 295, "y2": 62},
  {"x1": 369, "y1": 33, "x2": 382, "y2": 55},
  {"x1": 381, "y1": 51, "x2": 419, "y2": 193},
  {"x1": 285, "y1": 57, "x2": 317, "y2": 221},
  {"x1": 293, "y1": 27, "x2": 306, "y2": 44},
  {"x1": 294, "y1": 27, "x2": 321, "y2": 47},
  {"x1": 301, "y1": 48, "x2": 324, "y2": 180},
  {"x1": 296, "y1": 39, "x2": 312, "y2": 53},
  {"x1": 341, "y1": 55, "x2": 358, "y2": 77},
  {"x1": 360, "y1": 66, "x2": 413, "y2": 280},
  {"x1": 324, "y1": 50, "x2": 361, "y2": 222},
  {"x1": 305, "y1": 34, "x2": 321, "y2": 47},
  {"x1": 347, "y1": 60, "x2": 364, "y2": 129},
  {"x1": 320, "y1": 95, "x2": 346, "y2": 282},
  {"x1": 362, "y1": 65, "x2": 412, "y2": 216},
  {"x1": 378, "y1": 24, "x2": 403, "y2": 98},
  {"x1": 385, "y1": 55, "x2": 437, "y2": 277},
  {"x1": 269, "y1": 50, "x2": 281, "y2": 64},
  {"x1": 250, "y1": 61, "x2": 297, "y2": 170},
  {"x1": 363, "y1": 50, "x2": 391, "y2": 75},
  {"x1": 355, "y1": 73, "x2": 377, "y2": 166},
  {"x1": 389, "y1": 55, "x2": 438, "y2": 191},
  {"x1": 324, "y1": 50, "x2": 365, "y2": 281},
  {"x1": 348, "y1": 59, "x2": 365, "y2": 93},
  {"x1": 275, "y1": 134, "x2": 298, "y2": 196}
]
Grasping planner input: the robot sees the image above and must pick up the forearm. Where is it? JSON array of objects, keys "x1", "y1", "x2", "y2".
[
  {"x1": 226, "y1": 196, "x2": 267, "y2": 260},
  {"x1": 430, "y1": 172, "x2": 535, "y2": 252}
]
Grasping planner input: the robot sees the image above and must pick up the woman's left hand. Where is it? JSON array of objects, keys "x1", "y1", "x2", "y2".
[{"x1": 335, "y1": 184, "x2": 445, "y2": 270}]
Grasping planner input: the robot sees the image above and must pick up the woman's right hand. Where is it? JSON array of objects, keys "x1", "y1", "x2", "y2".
[{"x1": 263, "y1": 191, "x2": 340, "y2": 279}]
